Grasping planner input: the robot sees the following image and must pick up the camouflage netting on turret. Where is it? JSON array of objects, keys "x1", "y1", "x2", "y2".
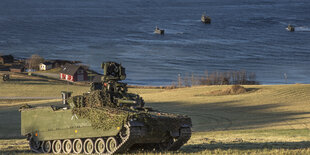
[
  {"x1": 85, "y1": 90, "x2": 104, "y2": 107},
  {"x1": 68, "y1": 90, "x2": 117, "y2": 108},
  {"x1": 68, "y1": 95, "x2": 85, "y2": 108},
  {"x1": 72, "y1": 107, "x2": 129, "y2": 130},
  {"x1": 67, "y1": 86, "x2": 191, "y2": 131},
  {"x1": 85, "y1": 90, "x2": 116, "y2": 107}
]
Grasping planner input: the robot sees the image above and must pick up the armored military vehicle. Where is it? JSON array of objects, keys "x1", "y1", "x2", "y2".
[
  {"x1": 20, "y1": 62, "x2": 192, "y2": 154},
  {"x1": 201, "y1": 13, "x2": 211, "y2": 24}
]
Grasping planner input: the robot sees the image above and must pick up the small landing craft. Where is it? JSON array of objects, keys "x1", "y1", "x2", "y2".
[
  {"x1": 286, "y1": 24, "x2": 295, "y2": 32},
  {"x1": 201, "y1": 13, "x2": 211, "y2": 24},
  {"x1": 154, "y1": 26, "x2": 165, "y2": 35}
]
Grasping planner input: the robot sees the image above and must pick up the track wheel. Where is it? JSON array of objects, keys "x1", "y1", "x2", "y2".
[
  {"x1": 106, "y1": 137, "x2": 118, "y2": 153},
  {"x1": 94, "y1": 138, "x2": 105, "y2": 154},
  {"x1": 41, "y1": 141, "x2": 52, "y2": 153},
  {"x1": 29, "y1": 138, "x2": 41, "y2": 152},
  {"x1": 52, "y1": 140, "x2": 62, "y2": 154},
  {"x1": 119, "y1": 124, "x2": 130, "y2": 140},
  {"x1": 62, "y1": 139, "x2": 72, "y2": 154},
  {"x1": 83, "y1": 138, "x2": 94, "y2": 154},
  {"x1": 72, "y1": 139, "x2": 83, "y2": 154},
  {"x1": 156, "y1": 137, "x2": 174, "y2": 151}
]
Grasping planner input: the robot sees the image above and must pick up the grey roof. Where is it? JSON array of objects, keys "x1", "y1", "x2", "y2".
[{"x1": 60, "y1": 63, "x2": 84, "y2": 76}]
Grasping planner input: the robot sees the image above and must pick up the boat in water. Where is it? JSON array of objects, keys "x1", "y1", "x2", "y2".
[
  {"x1": 201, "y1": 13, "x2": 211, "y2": 24},
  {"x1": 286, "y1": 24, "x2": 295, "y2": 32},
  {"x1": 154, "y1": 26, "x2": 164, "y2": 35}
]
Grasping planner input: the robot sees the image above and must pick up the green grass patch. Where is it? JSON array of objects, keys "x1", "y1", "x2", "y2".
[{"x1": 33, "y1": 67, "x2": 62, "y2": 73}]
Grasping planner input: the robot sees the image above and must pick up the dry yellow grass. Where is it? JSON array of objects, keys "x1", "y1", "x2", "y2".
[
  {"x1": 136, "y1": 84, "x2": 310, "y2": 132},
  {"x1": 1, "y1": 80, "x2": 310, "y2": 154},
  {"x1": 3, "y1": 132, "x2": 310, "y2": 154}
]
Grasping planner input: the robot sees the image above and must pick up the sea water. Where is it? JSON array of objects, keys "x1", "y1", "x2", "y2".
[{"x1": 0, "y1": 0, "x2": 309, "y2": 85}]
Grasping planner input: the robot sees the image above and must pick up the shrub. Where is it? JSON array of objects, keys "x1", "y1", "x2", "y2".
[
  {"x1": 230, "y1": 85, "x2": 247, "y2": 94},
  {"x1": 208, "y1": 85, "x2": 247, "y2": 96}
]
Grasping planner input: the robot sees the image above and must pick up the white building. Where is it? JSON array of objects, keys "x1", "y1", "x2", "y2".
[{"x1": 39, "y1": 62, "x2": 53, "y2": 71}]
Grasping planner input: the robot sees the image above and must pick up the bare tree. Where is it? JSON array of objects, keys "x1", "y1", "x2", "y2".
[
  {"x1": 177, "y1": 74, "x2": 182, "y2": 87},
  {"x1": 183, "y1": 73, "x2": 191, "y2": 87},
  {"x1": 26, "y1": 54, "x2": 44, "y2": 70}
]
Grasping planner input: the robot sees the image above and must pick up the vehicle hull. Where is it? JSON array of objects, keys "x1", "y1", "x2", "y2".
[{"x1": 21, "y1": 107, "x2": 120, "y2": 141}]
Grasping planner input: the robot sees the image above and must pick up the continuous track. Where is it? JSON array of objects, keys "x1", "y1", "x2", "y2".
[{"x1": 28, "y1": 124, "x2": 191, "y2": 154}]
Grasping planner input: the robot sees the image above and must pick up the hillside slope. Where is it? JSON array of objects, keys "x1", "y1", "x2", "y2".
[
  {"x1": 2, "y1": 84, "x2": 310, "y2": 154},
  {"x1": 134, "y1": 84, "x2": 310, "y2": 132}
]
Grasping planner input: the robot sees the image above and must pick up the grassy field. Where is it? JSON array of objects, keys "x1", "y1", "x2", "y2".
[
  {"x1": 1, "y1": 73, "x2": 310, "y2": 154},
  {"x1": 0, "y1": 72, "x2": 89, "y2": 98}
]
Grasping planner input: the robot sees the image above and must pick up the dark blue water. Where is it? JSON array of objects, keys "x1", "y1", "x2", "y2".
[{"x1": 1, "y1": 0, "x2": 310, "y2": 85}]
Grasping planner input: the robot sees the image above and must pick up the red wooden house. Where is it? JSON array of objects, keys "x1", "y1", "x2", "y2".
[{"x1": 60, "y1": 64, "x2": 88, "y2": 82}]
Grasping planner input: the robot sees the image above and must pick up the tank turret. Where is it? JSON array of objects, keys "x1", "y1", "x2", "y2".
[{"x1": 88, "y1": 62, "x2": 144, "y2": 108}]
